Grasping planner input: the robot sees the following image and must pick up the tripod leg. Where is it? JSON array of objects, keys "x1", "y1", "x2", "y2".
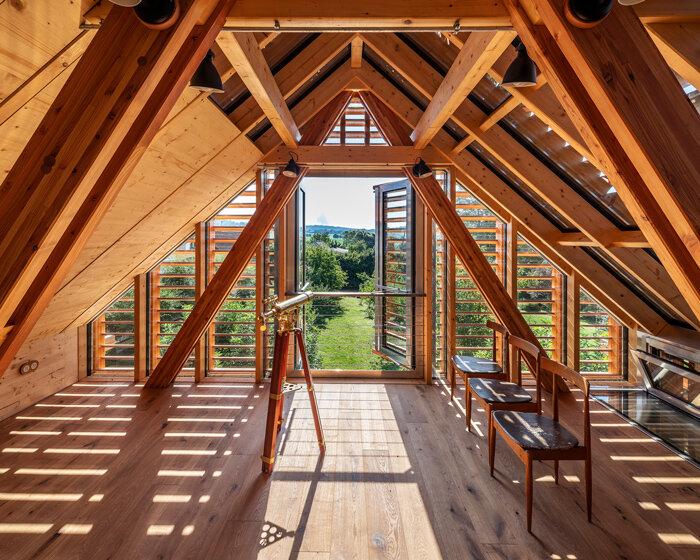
[
  {"x1": 261, "y1": 330, "x2": 290, "y2": 474},
  {"x1": 295, "y1": 330, "x2": 325, "y2": 452}
]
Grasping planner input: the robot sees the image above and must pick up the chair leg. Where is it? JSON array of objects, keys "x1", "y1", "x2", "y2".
[
  {"x1": 585, "y1": 456, "x2": 592, "y2": 522},
  {"x1": 554, "y1": 459, "x2": 559, "y2": 484},
  {"x1": 489, "y1": 419, "x2": 496, "y2": 477},
  {"x1": 526, "y1": 454, "x2": 533, "y2": 533},
  {"x1": 465, "y1": 386, "x2": 472, "y2": 431}
]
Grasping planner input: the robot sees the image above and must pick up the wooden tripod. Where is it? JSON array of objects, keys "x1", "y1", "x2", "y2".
[{"x1": 261, "y1": 326, "x2": 324, "y2": 474}]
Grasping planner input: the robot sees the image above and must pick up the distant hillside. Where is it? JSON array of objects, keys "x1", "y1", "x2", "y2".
[{"x1": 306, "y1": 225, "x2": 375, "y2": 235}]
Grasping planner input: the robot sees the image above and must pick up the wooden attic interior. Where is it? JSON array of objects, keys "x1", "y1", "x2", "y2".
[{"x1": 0, "y1": 0, "x2": 699, "y2": 557}]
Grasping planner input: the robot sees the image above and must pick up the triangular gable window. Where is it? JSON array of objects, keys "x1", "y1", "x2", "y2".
[{"x1": 323, "y1": 94, "x2": 388, "y2": 146}]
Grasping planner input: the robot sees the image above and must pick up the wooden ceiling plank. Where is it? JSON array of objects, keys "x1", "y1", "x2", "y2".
[
  {"x1": 557, "y1": 231, "x2": 651, "y2": 249},
  {"x1": 356, "y1": 63, "x2": 667, "y2": 334},
  {"x1": 0, "y1": 31, "x2": 95, "y2": 127},
  {"x1": 228, "y1": 33, "x2": 354, "y2": 135},
  {"x1": 367, "y1": 32, "x2": 697, "y2": 328},
  {"x1": 508, "y1": 0, "x2": 700, "y2": 326},
  {"x1": 218, "y1": 32, "x2": 301, "y2": 148},
  {"x1": 411, "y1": 31, "x2": 515, "y2": 149},
  {"x1": 145, "y1": 91, "x2": 352, "y2": 387},
  {"x1": 0, "y1": 1, "x2": 237, "y2": 376},
  {"x1": 645, "y1": 23, "x2": 700, "y2": 93}
]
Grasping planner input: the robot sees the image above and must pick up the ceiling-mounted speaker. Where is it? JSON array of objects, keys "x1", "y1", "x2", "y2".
[
  {"x1": 565, "y1": 0, "x2": 613, "y2": 28},
  {"x1": 134, "y1": 0, "x2": 180, "y2": 30},
  {"x1": 108, "y1": 0, "x2": 143, "y2": 6}
]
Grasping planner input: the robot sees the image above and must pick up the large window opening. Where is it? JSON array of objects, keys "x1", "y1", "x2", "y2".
[{"x1": 299, "y1": 175, "x2": 416, "y2": 373}]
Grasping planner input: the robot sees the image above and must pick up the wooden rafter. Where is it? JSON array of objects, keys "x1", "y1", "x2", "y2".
[
  {"x1": 645, "y1": 23, "x2": 700, "y2": 93},
  {"x1": 411, "y1": 31, "x2": 515, "y2": 149},
  {"x1": 363, "y1": 31, "x2": 697, "y2": 328},
  {"x1": 0, "y1": 0, "x2": 236, "y2": 376},
  {"x1": 556, "y1": 231, "x2": 650, "y2": 249},
  {"x1": 227, "y1": 33, "x2": 354, "y2": 136},
  {"x1": 355, "y1": 64, "x2": 668, "y2": 334},
  {"x1": 145, "y1": 92, "x2": 352, "y2": 387},
  {"x1": 358, "y1": 91, "x2": 562, "y2": 391},
  {"x1": 218, "y1": 32, "x2": 301, "y2": 148},
  {"x1": 507, "y1": 0, "x2": 700, "y2": 325}
]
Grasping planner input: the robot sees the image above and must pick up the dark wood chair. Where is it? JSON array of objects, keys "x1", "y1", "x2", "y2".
[
  {"x1": 490, "y1": 357, "x2": 592, "y2": 532},
  {"x1": 467, "y1": 335, "x2": 541, "y2": 460},
  {"x1": 450, "y1": 320, "x2": 507, "y2": 400}
]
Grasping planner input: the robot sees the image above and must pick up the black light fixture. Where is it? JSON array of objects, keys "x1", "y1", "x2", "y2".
[
  {"x1": 134, "y1": 0, "x2": 180, "y2": 30},
  {"x1": 565, "y1": 0, "x2": 613, "y2": 28},
  {"x1": 189, "y1": 50, "x2": 224, "y2": 94},
  {"x1": 282, "y1": 152, "x2": 301, "y2": 178},
  {"x1": 412, "y1": 158, "x2": 432, "y2": 179},
  {"x1": 501, "y1": 39, "x2": 537, "y2": 88}
]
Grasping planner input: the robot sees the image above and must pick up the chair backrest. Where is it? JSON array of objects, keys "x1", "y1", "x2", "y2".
[
  {"x1": 508, "y1": 334, "x2": 542, "y2": 412},
  {"x1": 540, "y1": 357, "x2": 591, "y2": 452},
  {"x1": 486, "y1": 320, "x2": 508, "y2": 367}
]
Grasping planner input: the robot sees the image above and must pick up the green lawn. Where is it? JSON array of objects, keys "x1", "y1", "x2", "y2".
[{"x1": 314, "y1": 298, "x2": 399, "y2": 371}]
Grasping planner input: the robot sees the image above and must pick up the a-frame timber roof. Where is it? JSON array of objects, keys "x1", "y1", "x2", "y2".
[{"x1": 0, "y1": 0, "x2": 699, "y2": 374}]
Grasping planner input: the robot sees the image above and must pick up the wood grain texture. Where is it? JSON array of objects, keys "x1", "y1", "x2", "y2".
[
  {"x1": 508, "y1": 0, "x2": 700, "y2": 325},
  {"x1": 0, "y1": 379, "x2": 696, "y2": 558}
]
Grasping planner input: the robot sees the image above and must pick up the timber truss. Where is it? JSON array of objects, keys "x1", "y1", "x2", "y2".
[{"x1": 1, "y1": 1, "x2": 699, "y2": 378}]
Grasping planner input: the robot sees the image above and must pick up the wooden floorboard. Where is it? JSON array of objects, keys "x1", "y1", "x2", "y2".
[{"x1": 0, "y1": 378, "x2": 697, "y2": 559}]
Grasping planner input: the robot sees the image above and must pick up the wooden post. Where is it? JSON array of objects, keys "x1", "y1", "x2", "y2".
[
  {"x1": 150, "y1": 267, "x2": 161, "y2": 372},
  {"x1": 133, "y1": 273, "x2": 148, "y2": 383},
  {"x1": 506, "y1": 221, "x2": 519, "y2": 382},
  {"x1": 422, "y1": 205, "x2": 433, "y2": 385},
  {"x1": 0, "y1": 0, "x2": 237, "y2": 377},
  {"x1": 195, "y1": 223, "x2": 207, "y2": 383},
  {"x1": 255, "y1": 170, "x2": 265, "y2": 383},
  {"x1": 567, "y1": 273, "x2": 581, "y2": 371},
  {"x1": 77, "y1": 325, "x2": 89, "y2": 380},
  {"x1": 447, "y1": 172, "x2": 457, "y2": 386}
]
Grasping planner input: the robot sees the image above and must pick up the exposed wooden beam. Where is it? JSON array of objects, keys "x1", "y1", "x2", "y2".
[
  {"x1": 351, "y1": 36, "x2": 363, "y2": 68},
  {"x1": 355, "y1": 64, "x2": 667, "y2": 334},
  {"x1": 145, "y1": 93, "x2": 351, "y2": 387},
  {"x1": 556, "y1": 231, "x2": 651, "y2": 249},
  {"x1": 360, "y1": 90, "x2": 559, "y2": 390},
  {"x1": 254, "y1": 64, "x2": 357, "y2": 155},
  {"x1": 365, "y1": 31, "x2": 697, "y2": 328},
  {"x1": 0, "y1": 1, "x2": 236, "y2": 376},
  {"x1": 228, "y1": 33, "x2": 354, "y2": 136},
  {"x1": 646, "y1": 22, "x2": 700, "y2": 93},
  {"x1": 261, "y1": 146, "x2": 449, "y2": 167},
  {"x1": 133, "y1": 273, "x2": 148, "y2": 383},
  {"x1": 508, "y1": 0, "x2": 700, "y2": 325},
  {"x1": 411, "y1": 31, "x2": 515, "y2": 149},
  {"x1": 218, "y1": 32, "x2": 300, "y2": 148},
  {"x1": 479, "y1": 96, "x2": 520, "y2": 132},
  {"x1": 82, "y1": 1, "x2": 700, "y2": 30},
  {"x1": 145, "y1": 170, "x2": 307, "y2": 388}
]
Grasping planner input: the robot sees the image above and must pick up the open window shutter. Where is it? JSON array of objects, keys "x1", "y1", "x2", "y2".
[{"x1": 374, "y1": 179, "x2": 415, "y2": 369}]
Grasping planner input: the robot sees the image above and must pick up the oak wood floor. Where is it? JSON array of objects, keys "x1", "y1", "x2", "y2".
[{"x1": 0, "y1": 378, "x2": 698, "y2": 559}]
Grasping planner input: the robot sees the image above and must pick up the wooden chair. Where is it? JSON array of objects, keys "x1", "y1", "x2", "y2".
[
  {"x1": 451, "y1": 320, "x2": 507, "y2": 400},
  {"x1": 467, "y1": 335, "x2": 541, "y2": 460},
  {"x1": 490, "y1": 357, "x2": 592, "y2": 532}
]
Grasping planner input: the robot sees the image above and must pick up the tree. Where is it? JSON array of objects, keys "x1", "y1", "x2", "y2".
[{"x1": 306, "y1": 244, "x2": 347, "y2": 290}]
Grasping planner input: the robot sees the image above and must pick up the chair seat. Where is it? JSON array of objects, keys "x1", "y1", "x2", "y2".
[
  {"x1": 452, "y1": 355, "x2": 502, "y2": 375},
  {"x1": 469, "y1": 378, "x2": 532, "y2": 404},
  {"x1": 493, "y1": 411, "x2": 579, "y2": 451}
]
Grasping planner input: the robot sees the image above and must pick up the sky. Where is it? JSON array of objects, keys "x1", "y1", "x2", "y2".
[{"x1": 302, "y1": 177, "x2": 400, "y2": 230}]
